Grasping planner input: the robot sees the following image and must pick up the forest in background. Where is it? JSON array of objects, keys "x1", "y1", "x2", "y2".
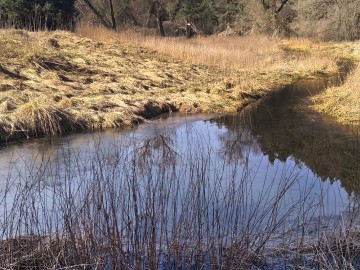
[{"x1": 1, "y1": 0, "x2": 360, "y2": 41}]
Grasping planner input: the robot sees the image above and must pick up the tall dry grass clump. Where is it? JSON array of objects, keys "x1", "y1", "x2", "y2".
[
  {"x1": 11, "y1": 101, "x2": 80, "y2": 138},
  {"x1": 0, "y1": 29, "x2": 46, "y2": 61},
  {"x1": 313, "y1": 64, "x2": 360, "y2": 124},
  {"x1": 76, "y1": 26, "x2": 278, "y2": 70}
]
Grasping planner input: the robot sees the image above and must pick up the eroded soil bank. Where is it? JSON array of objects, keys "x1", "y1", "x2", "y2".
[{"x1": 0, "y1": 29, "x2": 357, "y2": 142}]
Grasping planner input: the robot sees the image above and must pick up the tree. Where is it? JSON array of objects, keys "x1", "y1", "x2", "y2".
[
  {"x1": 211, "y1": 0, "x2": 245, "y2": 32},
  {"x1": 260, "y1": 0, "x2": 290, "y2": 14},
  {"x1": 80, "y1": 0, "x2": 113, "y2": 29},
  {"x1": 259, "y1": 0, "x2": 294, "y2": 36},
  {"x1": 79, "y1": 0, "x2": 139, "y2": 30},
  {"x1": 177, "y1": 0, "x2": 218, "y2": 34},
  {"x1": 171, "y1": 0, "x2": 244, "y2": 34},
  {"x1": 293, "y1": 0, "x2": 360, "y2": 41},
  {"x1": 0, "y1": 0, "x2": 77, "y2": 30},
  {"x1": 148, "y1": 1, "x2": 168, "y2": 36}
]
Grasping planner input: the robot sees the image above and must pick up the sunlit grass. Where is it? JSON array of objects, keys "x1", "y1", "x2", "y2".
[
  {"x1": 0, "y1": 26, "x2": 353, "y2": 142},
  {"x1": 77, "y1": 26, "x2": 338, "y2": 73},
  {"x1": 313, "y1": 63, "x2": 360, "y2": 124}
]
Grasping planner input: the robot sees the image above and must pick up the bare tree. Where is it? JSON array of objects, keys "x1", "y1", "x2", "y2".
[
  {"x1": 148, "y1": 1, "x2": 168, "y2": 37},
  {"x1": 259, "y1": 0, "x2": 293, "y2": 36},
  {"x1": 108, "y1": 0, "x2": 116, "y2": 29},
  {"x1": 82, "y1": 0, "x2": 112, "y2": 28}
]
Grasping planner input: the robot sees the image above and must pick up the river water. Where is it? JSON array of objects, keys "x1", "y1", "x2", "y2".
[{"x1": 0, "y1": 77, "x2": 359, "y2": 268}]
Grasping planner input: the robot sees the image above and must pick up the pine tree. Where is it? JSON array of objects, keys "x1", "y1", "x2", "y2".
[{"x1": 0, "y1": 0, "x2": 76, "y2": 30}]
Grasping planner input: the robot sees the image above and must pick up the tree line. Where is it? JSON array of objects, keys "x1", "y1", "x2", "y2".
[
  {"x1": 1, "y1": 0, "x2": 360, "y2": 41},
  {"x1": 0, "y1": 0, "x2": 77, "y2": 30}
]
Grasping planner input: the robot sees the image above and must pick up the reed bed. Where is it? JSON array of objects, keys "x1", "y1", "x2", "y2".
[
  {"x1": 0, "y1": 121, "x2": 359, "y2": 269},
  {"x1": 76, "y1": 26, "x2": 338, "y2": 74}
]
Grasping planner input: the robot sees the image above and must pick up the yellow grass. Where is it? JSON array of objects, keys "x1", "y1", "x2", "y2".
[
  {"x1": 313, "y1": 63, "x2": 360, "y2": 125},
  {"x1": 77, "y1": 26, "x2": 337, "y2": 74},
  {"x1": 0, "y1": 27, "x2": 354, "y2": 141}
]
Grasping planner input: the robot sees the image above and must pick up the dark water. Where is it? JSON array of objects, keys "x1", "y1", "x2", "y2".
[
  {"x1": 236, "y1": 77, "x2": 360, "y2": 195},
  {"x1": 0, "y1": 77, "x2": 359, "y2": 269}
]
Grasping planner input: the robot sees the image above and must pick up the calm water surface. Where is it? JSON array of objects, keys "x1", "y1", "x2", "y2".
[{"x1": 0, "y1": 77, "x2": 359, "y2": 232}]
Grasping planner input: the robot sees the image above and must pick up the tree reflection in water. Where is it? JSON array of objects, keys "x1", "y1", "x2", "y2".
[
  {"x1": 210, "y1": 77, "x2": 360, "y2": 196},
  {"x1": 0, "y1": 77, "x2": 359, "y2": 268}
]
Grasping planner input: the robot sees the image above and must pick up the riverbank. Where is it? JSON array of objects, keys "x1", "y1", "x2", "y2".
[
  {"x1": 313, "y1": 55, "x2": 360, "y2": 125},
  {"x1": 0, "y1": 28, "x2": 355, "y2": 142}
]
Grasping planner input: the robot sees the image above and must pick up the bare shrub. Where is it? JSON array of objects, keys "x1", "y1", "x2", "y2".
[{"x1": 0, "y1": 127, "x2": 358, "y2": 269}]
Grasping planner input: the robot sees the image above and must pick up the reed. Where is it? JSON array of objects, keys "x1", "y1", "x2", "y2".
[
  {"x1": 76, "y1": 25, "x2": 338, "y2": 74},
  {"x1": 0, "y1": 124, "x2": 358, "y2": 269},
  {"x1": 313, "y1": 63, "x2": 360, "y2": 125}
]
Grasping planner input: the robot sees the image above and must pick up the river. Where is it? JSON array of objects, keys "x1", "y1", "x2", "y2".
[{"x1": 0, "y1": 76, "x2": 359, "y2": 269}]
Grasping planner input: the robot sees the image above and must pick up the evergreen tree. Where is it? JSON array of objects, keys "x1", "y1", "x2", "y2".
[
  {"x1": 0, "y1": 0, "x2": 77, "y2": 30},
  {"x1": 176, "y1": 0, "x2": 216, "y2": 34},
  {"x1": 175, "y1": 0, "x2": 244, "y2": 34}
]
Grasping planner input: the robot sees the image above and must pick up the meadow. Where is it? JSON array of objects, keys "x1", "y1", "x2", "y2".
[{"x1": 1, "y1": 26, "x2": 357, "y2": 142}]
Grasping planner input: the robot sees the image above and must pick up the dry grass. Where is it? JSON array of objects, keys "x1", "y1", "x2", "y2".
[
  {"x1": 77, "y1": 26, "x2": 338, "y2": 73},
  {"x1": 313, "y1": 61, "x2": 360, "y2": 125},
  {"x1": 0, "y1": 27, "x2": 353, "y2": 141}
]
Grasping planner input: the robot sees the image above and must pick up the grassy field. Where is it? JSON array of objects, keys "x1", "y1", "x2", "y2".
[{"x1": 0, "y1": 27, "x2": 357, "y2": 142}]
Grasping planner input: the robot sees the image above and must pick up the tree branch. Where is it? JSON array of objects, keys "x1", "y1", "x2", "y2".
[
  {"x1": 276, "y1": 0, "x2": 290, "y2": 14},
  {"x1": 81, "y1": 0, "x2": 112, "y2": 29}
]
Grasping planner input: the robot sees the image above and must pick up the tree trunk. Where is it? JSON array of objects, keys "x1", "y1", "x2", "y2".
[
  {"x1": 108, "y1": 0, "x2": 116, "y2": 30},
  {"x1": 82, "y1": 0, "x2": 112, "y2": 29},
  {"x1": 149, "y1": 1, "x2": 167, "y2": 37},
  {"x1": 157, "y1": 17, "x2": 165, "y2": 37}
]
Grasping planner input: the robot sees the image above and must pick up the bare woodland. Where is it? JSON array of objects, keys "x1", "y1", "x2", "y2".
[{"x1": 76, "y1": 0, "x2": 360, "y2": 40}]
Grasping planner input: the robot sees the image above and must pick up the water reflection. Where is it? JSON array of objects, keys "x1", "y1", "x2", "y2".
[
  {"x1": 211, "y1": 77, "x2": 359, "y2": 195},
  {"x1": 0, "y1": 109, "x2": 355, "y2": 215},
  {"x1": 0, "y1": 80, "x2": 359, "y2": 268}
]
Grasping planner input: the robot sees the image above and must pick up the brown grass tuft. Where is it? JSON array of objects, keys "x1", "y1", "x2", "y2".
[
  {"x1": 313, "y1": 63, "x2": 360, "y2": 124},
  {"x1": 13, "y1": 101, "x2": 80, "y2": 137},
  {"x1": 0, "y1": 100, "x2": 17, "y2": 113}
]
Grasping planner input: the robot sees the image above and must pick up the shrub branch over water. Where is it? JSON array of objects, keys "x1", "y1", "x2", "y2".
[{"x1": 0, "y1": 129, "x2": 359, "y2": 269}]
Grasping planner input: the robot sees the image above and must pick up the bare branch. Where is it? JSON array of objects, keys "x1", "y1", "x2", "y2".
[
  {"x1": 276, "y1": 0, "x2": 290, "y2": 14},
  {"x1": 81, "y1": 0, "x2": 112, "y2": 29}
]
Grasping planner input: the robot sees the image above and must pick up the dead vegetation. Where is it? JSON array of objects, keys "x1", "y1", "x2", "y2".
[
  {"x1": 0, "y1": 27, "x2": 355, "y2": 141},
  {"x1": 313, "y1": 58, "x2": 360, "y2": 125},
  {"x1": 0, "y1": 131, "x2": 359, "y2": 269}
]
